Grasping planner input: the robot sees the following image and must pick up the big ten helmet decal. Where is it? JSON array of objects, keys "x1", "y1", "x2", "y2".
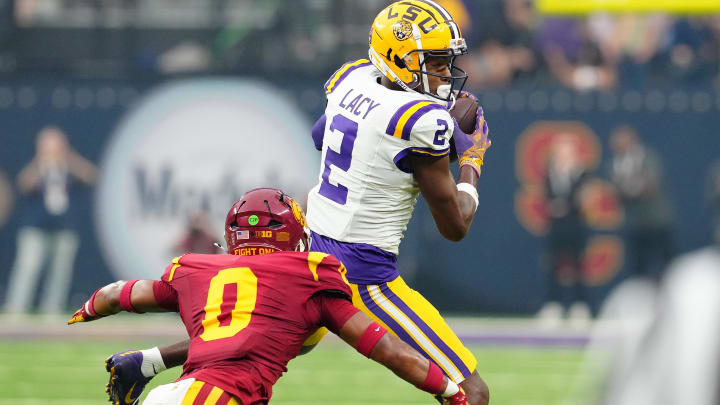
[
  {"x1": 368, "y1": 0, "x2": 468, "y2": 104},
  {"x1": 224, "y1": 188, "x2": 308, "y2": 256}
]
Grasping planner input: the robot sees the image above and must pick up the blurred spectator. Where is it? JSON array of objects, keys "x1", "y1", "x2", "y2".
[
  {"x1": 3, "y1": 126, "x2": 96, "y2": 314},
  {"x1": 596, "y1": 14, "x2": 671, "y2": 87},
  {"x1": 535, "y1": 17, "x2": 617, "y2": 91},
  {"x1": 174, "y1": 211, "x2": 221, "y2": 255},
  {"x1": 710, "y1": 16, "x2": 720, "y2": 88},
  {"x1": 609, "y1": 125, "x2": 674, "y2": 281},
  {"x1": 537, "y1": 133, "x2": 592, "y2": 324},
  {"x1": 664, "y1": 17, "x2": 716, "y2": 83},
  {"x1": 467, "y1": 0, "x2": 537, "y2": 88}
]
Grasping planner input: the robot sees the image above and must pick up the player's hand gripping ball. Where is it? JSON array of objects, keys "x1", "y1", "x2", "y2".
[
  {"x1": 450, "y1": 91, "x2": 491, "y2": 176},
  {"x1": 106, "y1": 350, "x2": 153, "y2": 405},
  {"x1": 450, "y1": 92, "x2": 479, "y2": 134}
]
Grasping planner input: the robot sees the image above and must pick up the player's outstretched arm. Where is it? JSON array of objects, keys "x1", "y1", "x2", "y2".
[
  {"x1": 67, "y1": 280, "x2": 167, "y2": 324},
  {"x1": 320, "y1": 295, "x2": 467, "y2": 404}
]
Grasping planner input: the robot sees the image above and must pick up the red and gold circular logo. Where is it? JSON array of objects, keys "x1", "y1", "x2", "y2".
[{"x1": 514, "y1": 121, "x2": 625, "y2": 286}]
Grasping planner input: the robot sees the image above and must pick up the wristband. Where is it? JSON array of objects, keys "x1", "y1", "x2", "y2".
[
  {"x1": 418, "y1": 361, "x2": 445, "y2": 394},
  {"x1": 140, "y1": 347, "x2": 167, "y2": 377},
  {"x1": 456, "y1": 182, "x2": 479, "y2": 212},
  {"x1": 119, "y1": 280, "x2": 144, "y2": 313},
  {"x1": 356, "y1": 322, "x2": 387, "y2": 357},
  {"x1": 84, "y1": 287, "x2": 103, "y2": 317},
  {"x1": 459, "y1": 159, "x2": 482, "y2": 178}
]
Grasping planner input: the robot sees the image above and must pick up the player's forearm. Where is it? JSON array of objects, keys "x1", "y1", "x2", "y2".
[
  {"x1": 371, "y1": 334, "x2": 462, "y2": 399},
  {"x1": 157, "y1": 340, "x2": 189, "y2": 369},
  {"x1": 69, "y1": 280, "x2": 167, "y2": 324},
  {"x1": 457, "y1": 165, "x2": 479, "y2": 225},
  {"x1": 92, "y1": 281, "x2": 127, "y2": 316},
  {"x1": 370, "y1": 335, "x2": 442, "y2": 389}
]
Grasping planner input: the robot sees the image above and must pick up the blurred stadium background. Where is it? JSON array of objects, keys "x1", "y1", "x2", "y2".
[{"x1": 1, "y1": 0, "x2": 719, "y2": 404}]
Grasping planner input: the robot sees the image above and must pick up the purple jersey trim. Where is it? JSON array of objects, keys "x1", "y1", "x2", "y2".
[
  {"x1": 393, "y1": 146, "x2": 451, "y2": 173},
  {"x1": 386, "y1": 100, "x2": 424, "y2": 137},
  {"x1": 324, "y1": 60, "x2": 372, "y2": 94},
  {"x1": 311, "y1": 114, "x2": 326, "y2": 151},
  {"x1": 309, "y1": 230, "x2": 399, "y2": 284},
  {"x1": 400, "y1": 103, "x2": 447, "y2": 140}
]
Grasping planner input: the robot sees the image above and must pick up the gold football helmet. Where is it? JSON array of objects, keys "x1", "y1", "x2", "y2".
[{"x1": 368, "y1": 0, "x2": 468, "y2": 103}]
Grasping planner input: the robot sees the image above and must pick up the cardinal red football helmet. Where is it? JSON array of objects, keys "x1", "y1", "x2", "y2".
[{"x1": 224, "y1": 188, "x2": 308, "y2": 256}]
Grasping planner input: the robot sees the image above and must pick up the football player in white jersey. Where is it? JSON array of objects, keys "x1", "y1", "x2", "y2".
[
  {"x1": 98, "y1": 1, "x2": 491, "y2": 404},
  {"x1": 305, "y1": 2, "x2": 491, "y2": 404}
]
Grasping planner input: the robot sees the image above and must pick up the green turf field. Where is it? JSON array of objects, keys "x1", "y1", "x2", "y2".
[{"x1": 0, "y1": 339, "x2": 594, "y2": 405}]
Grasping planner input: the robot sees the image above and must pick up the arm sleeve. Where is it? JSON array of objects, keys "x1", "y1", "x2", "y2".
[
  {"x1": 316, "y1": 293, "x2": 360, "y2": 334},
  {"x1": 152, "y1": 281, "x2": 179, "y2": 311},
  {"x1": 311, "y1": 114, "x2": 327, "y2": 151}
]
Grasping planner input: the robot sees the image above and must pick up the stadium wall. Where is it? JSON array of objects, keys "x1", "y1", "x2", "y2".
[{"x1": 0, "y1": 77, "x2": 716, "y2": 315}]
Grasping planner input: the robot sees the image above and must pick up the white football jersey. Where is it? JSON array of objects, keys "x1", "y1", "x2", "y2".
[{"x1": 306, "y1": 59, "x2": 454, "y2": 255}]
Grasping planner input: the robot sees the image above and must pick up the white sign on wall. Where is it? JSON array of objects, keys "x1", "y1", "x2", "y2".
[{"x1": 95, "y1": 79, "x2": 317, "y2": 280}]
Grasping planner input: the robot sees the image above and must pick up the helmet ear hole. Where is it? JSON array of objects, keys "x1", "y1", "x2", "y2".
[{"x1": 394, "y1": 55, "x2": 406, "y2": 69}]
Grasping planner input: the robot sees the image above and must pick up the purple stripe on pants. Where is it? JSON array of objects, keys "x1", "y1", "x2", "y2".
[
  {"x1": 379, "y1": 283, "x2": 472, "y2": 377},
  {"x1": 357, "y1": 285, "x2": 429, "y2": 359}
]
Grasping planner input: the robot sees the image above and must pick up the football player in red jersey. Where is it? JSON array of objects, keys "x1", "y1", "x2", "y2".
[{"x1": 68, "y1": 188, "x2": 468, "y2": 405}]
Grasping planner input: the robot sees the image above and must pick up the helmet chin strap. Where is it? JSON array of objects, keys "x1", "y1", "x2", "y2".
[
  {"x1": 411, "y1": 24, "x2": 431, "y2": 96},
  {"x1": 369, "y1": 48, "x2": 416, "y2": 93}
]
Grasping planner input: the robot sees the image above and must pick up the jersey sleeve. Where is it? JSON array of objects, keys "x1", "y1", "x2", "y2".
[
  {"x1": 387, "y1": 101, "x2": 453, "y2": 173},
  {"x1": 152, "y1": 280, "x2": 179, "y2": 311},
  {"x1": 160, "y1": 255, "x2": 184, "y2": 283},
  {"x1": 316, "y1": 293, "x2": 360, "y2": 334},
  {"x1": 305, "y1": 253, "x2": 353, "y2": 300}
]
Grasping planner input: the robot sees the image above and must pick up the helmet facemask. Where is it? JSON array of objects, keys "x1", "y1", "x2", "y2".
[{"x1": 405, "y1": 50, "x2": 468, "y2": 104}]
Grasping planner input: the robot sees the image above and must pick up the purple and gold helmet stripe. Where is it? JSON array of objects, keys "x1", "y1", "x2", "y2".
[
  {"x1": 324, "y1": 59, "x2": 372, "y2": 94},
  {"x1": 414, "y1": 0, "x2": 459, "y2": 39},
  {"x1": 386, "y1": 100, "x2": 445, "y2": 140},
  {"x1": 379, "y1": 283, "x2": 471, "y2": 377}
]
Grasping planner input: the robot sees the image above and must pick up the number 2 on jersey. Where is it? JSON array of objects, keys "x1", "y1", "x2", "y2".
[
  {"x1": 318, "y1": 114, "x2": 358, "y2": 205},
  {"x1": 200, "y1": 267, "x2": 258, "y2": 341}
]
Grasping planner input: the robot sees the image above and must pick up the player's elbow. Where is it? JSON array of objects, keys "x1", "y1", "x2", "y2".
[{"x1": 439, "y1": 221, "x2": 469, "y2": 242}]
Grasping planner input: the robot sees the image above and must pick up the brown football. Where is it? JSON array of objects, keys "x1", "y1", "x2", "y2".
[
  {"x1": 450, "y1": 96, "x2": 478, "y2": 134},
  {"x1": 448, "y1": 96, "x2": 478, "y2": 161}
]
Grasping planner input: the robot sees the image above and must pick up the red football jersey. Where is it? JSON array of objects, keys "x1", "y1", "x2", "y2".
[{"x1": 155, "y1": 251, "x2": 353, "y2": 403}]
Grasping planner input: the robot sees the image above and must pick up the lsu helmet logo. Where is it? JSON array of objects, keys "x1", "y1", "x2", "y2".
[{"x1": 392, "y1": 20, "x2": 413, "y2": 41}]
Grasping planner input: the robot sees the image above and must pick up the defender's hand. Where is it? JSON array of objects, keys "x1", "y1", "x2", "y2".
[
  {"x1": 444, "y1": 387, "x2": 469, "y2": 405},
  {"x1": 453, "y1": 105, "x2": 491, "y2": 177},
  {"x1": 106, "y1": 350, "x2": 153, "y2": 405},
  {"x1": 67, "y1": 304, "x2": 103, "y2": 324}
]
